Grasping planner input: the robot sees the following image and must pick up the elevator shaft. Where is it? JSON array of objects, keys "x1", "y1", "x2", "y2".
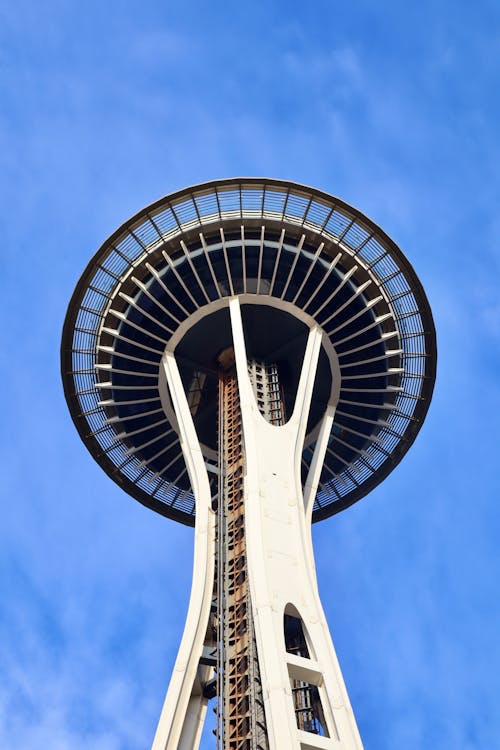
[{"x1": 216, "y1": 355, "x2": 269, "y2": 750}]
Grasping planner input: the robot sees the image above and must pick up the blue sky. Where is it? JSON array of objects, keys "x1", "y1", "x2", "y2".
[{"x1": 1, "y1": 1, "x2": 499, "y2": 748}]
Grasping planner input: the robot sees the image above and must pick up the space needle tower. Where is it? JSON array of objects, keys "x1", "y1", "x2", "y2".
[{"x1": 61, "y1": 179, "x2": 436, "y2": 749}]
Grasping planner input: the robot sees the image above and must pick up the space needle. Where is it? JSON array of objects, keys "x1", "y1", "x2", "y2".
[{"x1": 61, "y1": 178, "x2": 436, "y2": 749}]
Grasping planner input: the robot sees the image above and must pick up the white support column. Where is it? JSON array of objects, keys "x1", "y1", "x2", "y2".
[
  {"x1": 152, "y1": 351, "x2": 216, "y2": 750},
  {"x1": 229, "y1": 298, "x2": 363, "y2": 749}
]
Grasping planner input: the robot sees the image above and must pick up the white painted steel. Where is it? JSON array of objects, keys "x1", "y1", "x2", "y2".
[
  {"x1": 152, "y1": 296, "x2": 362, "y2": 748},
  {"x1": 151, "y1": 352, "x2": 215, "y2": 750}
]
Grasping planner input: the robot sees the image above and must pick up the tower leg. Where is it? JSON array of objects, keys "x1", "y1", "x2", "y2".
[
  {"x1": 152, "y1": 299, "x2": 364, "y2": 749},
  {"x1": 151, "y1": 351, "x2": 215, "y2": 750},
  {"x1": 229, "y1": 298, "x2": 363, "y2": 749}
]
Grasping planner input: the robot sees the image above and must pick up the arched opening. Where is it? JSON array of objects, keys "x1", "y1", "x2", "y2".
[
  {"x1": 284, "y1": 611, "x2": 310, "y2": 659},
  {"x1": 284, "y1": 605, "x2": 330, "y2": 738}
]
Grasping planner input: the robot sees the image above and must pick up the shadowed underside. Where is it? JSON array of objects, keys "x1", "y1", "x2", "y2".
[{"x1": 61, "y1": 178, "x2": 436, "y2": 525}]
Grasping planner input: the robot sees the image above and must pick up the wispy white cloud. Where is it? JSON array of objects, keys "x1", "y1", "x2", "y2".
[{"x1": 1, "y1": 2, "x2": 499, "y2": 749}]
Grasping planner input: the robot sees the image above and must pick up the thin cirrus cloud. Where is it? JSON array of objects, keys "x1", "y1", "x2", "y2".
[{"x1": 1, "y1": 2, "x2": 499, "y2": 749}]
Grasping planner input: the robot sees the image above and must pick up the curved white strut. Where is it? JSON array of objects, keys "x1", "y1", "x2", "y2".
[{"x1": 152, "y1": 350, "x2": 215, "y2": 750}]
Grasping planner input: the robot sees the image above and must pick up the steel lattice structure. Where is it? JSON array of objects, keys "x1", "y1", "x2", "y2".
[{"x1": 61, "y1": 178, "x2": 436, "y2": 749}]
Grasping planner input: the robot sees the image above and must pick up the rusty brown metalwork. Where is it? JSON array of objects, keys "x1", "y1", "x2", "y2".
[{"x1": 216, "y1": 352, "x2": 269, "y2": 750}]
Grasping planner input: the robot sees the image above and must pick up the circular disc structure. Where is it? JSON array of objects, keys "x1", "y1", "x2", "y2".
[{"x1": 61, "y1": 178, "x2": 436, "y2": 526}]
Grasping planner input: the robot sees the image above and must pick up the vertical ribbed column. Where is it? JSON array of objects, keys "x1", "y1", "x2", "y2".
[{"x1": 217, "y1": 352, "x2": 269, "y2": 750}]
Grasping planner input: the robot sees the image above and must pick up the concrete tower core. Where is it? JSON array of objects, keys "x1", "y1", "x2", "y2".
[{"x1": 61, "y1": 179, "x2": 436, "y2": 749}]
